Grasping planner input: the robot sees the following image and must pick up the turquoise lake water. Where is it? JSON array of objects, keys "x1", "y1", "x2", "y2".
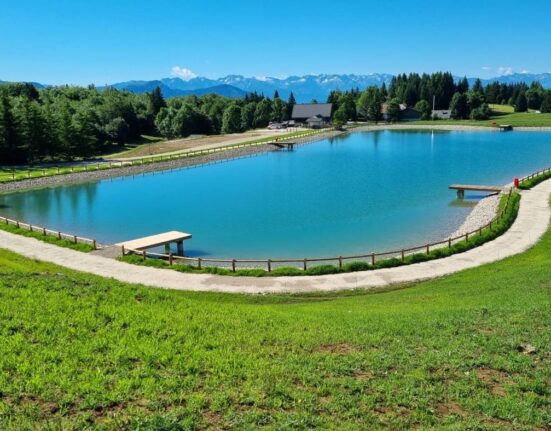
[{"x1": 2, "y1": 130, "x2": 551, "y2": 258}]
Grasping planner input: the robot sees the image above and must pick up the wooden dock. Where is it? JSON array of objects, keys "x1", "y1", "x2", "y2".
[
  {"x1": 449, "y1": 184, "x2": 503, "y2": 198},
  {"x1": 498, "y1": 124, "x2": 513, "y2": 131},
  {"x1": 270, "y1": 141, "x2": 295, "y2": 150},
  {"x1": 117, "y1": 231, "x2": 192, "y2": 256}
]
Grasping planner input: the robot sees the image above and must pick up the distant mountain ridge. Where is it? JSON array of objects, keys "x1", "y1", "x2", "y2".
[
  {"x1": 3, "y1": 73, "x2": 551, "y2": 102},
  {"x1": 101, "y1": 72, "x2": 551, "y2": 102}
]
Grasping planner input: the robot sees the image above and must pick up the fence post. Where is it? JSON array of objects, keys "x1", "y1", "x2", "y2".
[
  {"x1": 448, "y1": 238, "x2": 452, "y2": 248},
  {"x1": 401, "y1": 249, "x2": 405, "y2": 262},
  {"x1": 338, "y1": 256, "x2": 343, "y2": 269},
  {"x1": 465, "y1": 232, "x2": 469, "y2": 242},
  {"x1": 267, "y1": 259, "x2": 272, "y2": 272},
  {"x1": 426, "y1": 244, "x2": 430, "y2": 254},
  {"x1": 121, "y1": 245, "x2": 125, "y2": 256},
  {"x1": 73, "y1": 235, "x2": 77, "y2": 244},
  {"x1": 231, "y1": 259, "x2": 236, "y2": 272},
  {"x1": 303, "y1": 259, "x2": 307, "y2": 271},
  {"x1": 142, "y1": 250, "x2": 146, "y2": 260},
  {"x1": 42, "y1": 227, "x2": 46, "y2": 235},
  {"x1": 197, "y1": 257, "x2": 202, "y2": 269},
  {"x1": 92, "y1": 239, "x2": 97, "y2": 250},
  {"x1": 371, "y1": 253, "x2": 375, "y2": 266},
  {"x1": 169, "y1": 253, "x2": 173, "y2": 266}
]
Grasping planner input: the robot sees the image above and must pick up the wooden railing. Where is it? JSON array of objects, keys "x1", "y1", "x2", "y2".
[
  {"x1": 1, "y1": 128, "x2": 337, "y2": 182},
  {"x1": 519, "y1": 166, "x2": 551, "y2": 184},
  {"x1": 0, "y1": 215, "x2": 98, "y2": 249},
  {"x1": 123, "y1": 189, "x2": 515, "y2": 273}
]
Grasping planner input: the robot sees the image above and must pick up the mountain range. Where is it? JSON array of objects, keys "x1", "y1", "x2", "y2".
[
  {"x1": 3, "y1": 73, "x2": 551, "y2": 102},
  {"x1": 102, "y1": 73, "x2": 551, "y2": 102}
]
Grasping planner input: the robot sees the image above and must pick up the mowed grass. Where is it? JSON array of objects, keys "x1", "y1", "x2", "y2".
[
  {"x1": 414, "y1": 111, "x2": 551, "y2": 127},
  {"x1": 1, "y1": 213, "x2": 551, "y2": 430}
]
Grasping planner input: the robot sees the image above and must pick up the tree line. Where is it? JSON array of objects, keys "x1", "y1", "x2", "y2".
[
  {"x1": 2, "y1": 73, "x2": 551, "y2": 165},
  {"x1": 329, "y1": 72, "x2": 551, "y2": 124},
  {"x1": 0, "y1": 83, "x2": 297, "y2": 165}
]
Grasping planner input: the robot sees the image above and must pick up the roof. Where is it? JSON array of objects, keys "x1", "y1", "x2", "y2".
[
  {"x1": 306, "y1": 115, "x2": 324, "y2": 122},
  {"x1": 291, "y1": 103, "x2": 332, "y2": 119}
]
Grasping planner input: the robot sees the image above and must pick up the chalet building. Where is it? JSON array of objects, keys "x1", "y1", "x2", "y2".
[
  {"x1": 431, "y1": 109, "x2": 452, "y2": 119},
  {"x1": 291, "y1": 103, "x2": 333, "y2": 128}
]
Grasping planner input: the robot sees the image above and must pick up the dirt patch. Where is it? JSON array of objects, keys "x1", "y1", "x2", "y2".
[
  {"x1": 475, "y1": 367, "x2": 510, "y2": 397},
  {"x1": 436, "y1": 401, "x2": 466, "y2": 417},
  {"x1": 203, "y1": 410, "x2": 224, "y2": 429},
  {"x1": 315, "y1": 343, "x2": 357, "y2": 354}
]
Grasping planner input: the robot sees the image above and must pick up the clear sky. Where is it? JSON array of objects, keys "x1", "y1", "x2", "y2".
[{"x1": 1, "y1": 0, "x2": 550, "y2": 85}]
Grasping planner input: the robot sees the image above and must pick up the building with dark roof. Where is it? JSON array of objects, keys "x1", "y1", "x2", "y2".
[{"x1": 291, "y1": 103, "x2": 332, "y2": 127}]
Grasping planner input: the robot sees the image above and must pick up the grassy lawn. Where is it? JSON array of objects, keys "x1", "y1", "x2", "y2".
[
  {"x1": 414, "y1": 111, "x2": 551, "y2": 128},
  {"x1": 0, "y1": 129, "x2": 323, "y2": 184},
  {"x1": 0, "y1": 207, "x2": 549, "y2": 429}
]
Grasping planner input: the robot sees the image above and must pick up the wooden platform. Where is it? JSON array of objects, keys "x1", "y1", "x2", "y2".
[
  {"x1": 449, "y1": 184, "x2": 503, "y2": 198},
  {"x1": 117, "y1": 231, "x2": 192, "y2": 256}
]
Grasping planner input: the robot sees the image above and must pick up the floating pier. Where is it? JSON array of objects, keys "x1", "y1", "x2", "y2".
[
  {"x1": 449, "y1": 184, "x2": 503, "y2": 199},
  {"x1": 117, "y1": 231, "x2": 192, "y2": 256}
]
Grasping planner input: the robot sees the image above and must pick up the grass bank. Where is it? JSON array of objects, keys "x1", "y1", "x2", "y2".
[
  {"x1": 120, "y1": 193, "x2": 519, "y2": 277},
  {"x1": 414, "y1": 111, "x2": 551, "y2": 127},
  {"x1": 0, "y1": 129, "x2": 323, "y2": 184},
  {"x1": 0, "y1": 220, "x2": 94, "y2": 252},
  {"x1": 0, "y1": 200, "x2": 549, "y2": 429}
]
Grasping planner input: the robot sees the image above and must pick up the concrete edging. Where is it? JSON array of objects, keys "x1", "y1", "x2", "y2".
[{"x1": 0, "y1": 179, "x2": 550, "y2": 294}]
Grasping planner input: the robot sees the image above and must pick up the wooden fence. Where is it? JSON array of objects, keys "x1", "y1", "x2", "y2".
[
  {"x1": 123, "y1": 189, "x2": 514, "y2": 272},
  {"x1": 2, "y1": 128, "x2": 336, "y2": 181},
  {"x1": 0, "y1": 215, "x2": 98, "y2": 249}
]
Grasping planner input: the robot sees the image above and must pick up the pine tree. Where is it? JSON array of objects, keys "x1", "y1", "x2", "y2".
[
  {"x1": 515, "y1": 92, "x2": 528, "y2": 112},
  {"x1": 273, "y1": 90, "x2": 280, "y2": 100},
  {"x1": 148, "y1": 86, "x2": 166, "y2": 116},
  {"x1": 0, "y1": 91, "x2": 17, "y2": 164},
  {"x1": 286, "y1": 92, "x2": 296, "y2": 119}
]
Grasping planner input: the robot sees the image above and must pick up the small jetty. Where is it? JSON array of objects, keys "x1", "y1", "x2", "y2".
[
  {"x1": 117, "y1": 231, "x2": 192, "y2": 256},
  {"x1": 449, "y1": 184, "x2": 503, "y2": 198},
  {"x1": 270, "y1": 141, "x2": 295, "y2": 150},
  {"x1": 498, "y1": 124, "x2": 513, "y2": 131}
]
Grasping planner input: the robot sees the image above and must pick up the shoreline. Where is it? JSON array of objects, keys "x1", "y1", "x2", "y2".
[{"x1": 0, "y1": 129, "x2": 344, "y2": 194}]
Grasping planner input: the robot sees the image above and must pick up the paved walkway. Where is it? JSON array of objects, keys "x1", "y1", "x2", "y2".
[{"x1": 1, "y1": 180, "x2": 550, "y2": 294}]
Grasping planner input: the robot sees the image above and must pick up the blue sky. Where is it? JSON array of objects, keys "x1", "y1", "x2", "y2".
[{"x1": 1, "y1": 0, "x2": 550, "y2": 85}]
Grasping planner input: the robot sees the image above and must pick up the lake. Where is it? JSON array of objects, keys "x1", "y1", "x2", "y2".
[{"x1": 2, "y1": 130, "x2": 551, "y2": 258}]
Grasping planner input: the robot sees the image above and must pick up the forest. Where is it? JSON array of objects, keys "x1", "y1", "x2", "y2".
[{"x1": 2, "y1": 72, "x2": 551, "y2": 164}]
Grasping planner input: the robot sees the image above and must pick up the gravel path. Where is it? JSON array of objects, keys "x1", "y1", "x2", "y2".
[
  {"x1": 0, "y1": 129, "x2": 343, "y2": 193},
  {"x1": 451, "y1": 194, "x2": 501, "y2": 237}
]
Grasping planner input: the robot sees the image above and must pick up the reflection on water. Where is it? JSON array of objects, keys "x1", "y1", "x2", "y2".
[{"x1": 1, "y1": 130, "x2": 550, "y2": 258}]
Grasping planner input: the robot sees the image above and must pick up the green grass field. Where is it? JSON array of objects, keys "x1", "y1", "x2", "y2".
[
  {"x1": 415, "y1": 111, "x2": 551, "y2": 127},
  {"x1": 0, "y1": 205, "x2": 549, "y2": 429}
]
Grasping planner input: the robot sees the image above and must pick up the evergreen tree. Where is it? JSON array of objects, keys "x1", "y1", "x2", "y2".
[
  {"x1": 540, "y1": 91, "x2": 551, "y2": 113},
  {"x1": 515, "y1": 92, "x2": 528, "y2": 112},
  {"x1": 148, "y1": 86, "x2": 167, "y2": 116},
  {"x1": 450, "y1": 92, "x2": 469, "y2": 119},
  {"x1": 472, "y1": 78, "x2": 483, "y2": 93},
  {"x1": 457, "y1": 77, "x2": 469, "y2": 94},
  {"x1": 286, "y1": 92, "x2": 296, "y2": 119},
  {"x1": 0, "y1": 91, "x2": 17, "y2": 163},
  {"x1": 273, "y1": 90, "x2": 280, "y2": 100}
]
